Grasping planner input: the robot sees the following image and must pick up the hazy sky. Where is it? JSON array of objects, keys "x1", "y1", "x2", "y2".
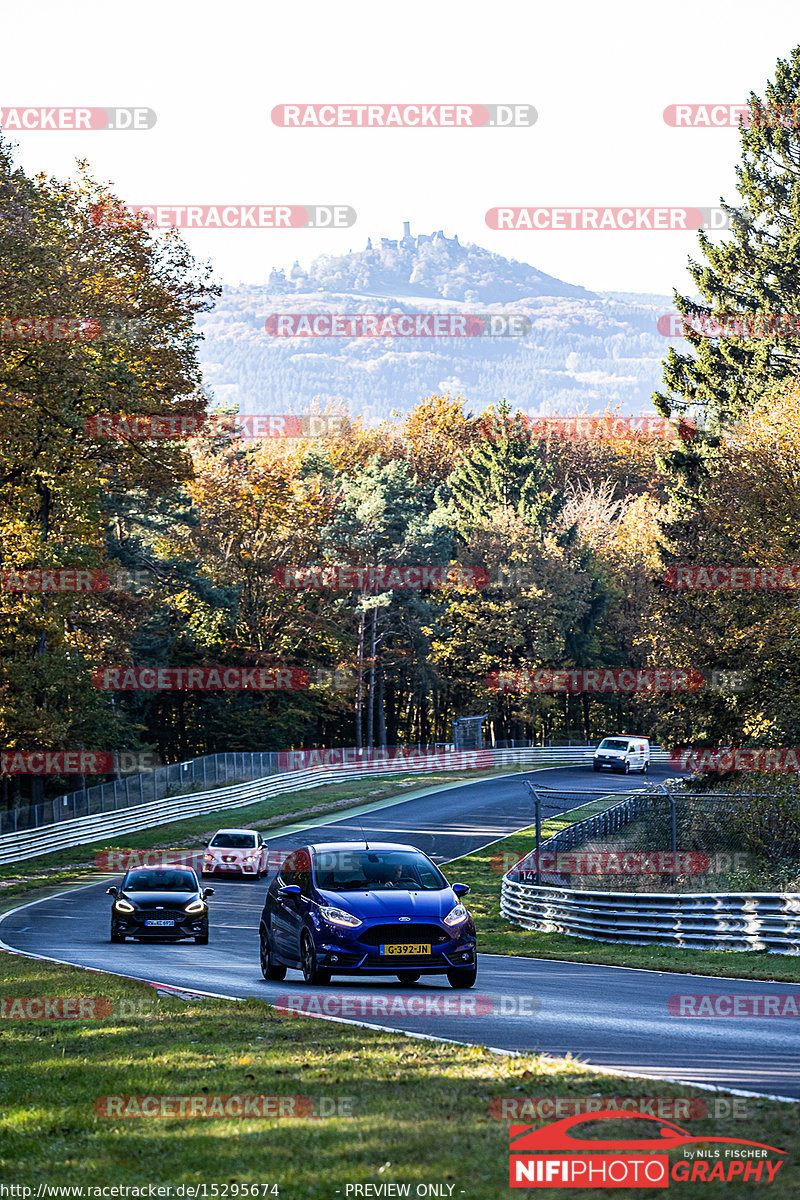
[{"x1": 2, "y1": 0, "x2": 798, "y2": 296}]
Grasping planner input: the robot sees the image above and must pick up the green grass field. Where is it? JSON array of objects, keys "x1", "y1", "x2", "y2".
[{"x1": 0, "y1": 954, "x2": 795, "y2": 1198}]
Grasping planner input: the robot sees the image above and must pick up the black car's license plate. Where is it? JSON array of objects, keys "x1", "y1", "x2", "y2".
[{"x1": 144, "y1": 919, "x2": 175, "y2": 927}]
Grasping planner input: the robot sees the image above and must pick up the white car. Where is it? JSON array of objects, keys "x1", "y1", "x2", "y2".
[
  {"x1": 593, "y1": 735, "x2": 650, "y2": 774},
  {"x1": 201, "y1": 828, "x2": 268, "y2": 879}
]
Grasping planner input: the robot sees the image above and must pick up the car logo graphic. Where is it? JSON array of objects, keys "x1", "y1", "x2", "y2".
[
  {"x1": 509, "y1": 1111, "x2": 785, "y2": 1154},
  {"x1": 398, "y1": 917, "x2": 411, "y2": 921}
]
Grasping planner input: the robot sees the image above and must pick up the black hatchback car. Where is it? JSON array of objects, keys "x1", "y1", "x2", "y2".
[{"x1": 107, "y1": 868, "x2": 214, "y2": 944}]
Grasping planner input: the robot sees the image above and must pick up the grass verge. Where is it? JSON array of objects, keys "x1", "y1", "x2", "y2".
[
  {"x1": 450, "y1": 801, "x2": 800, "y2": 982},
  {"x1": 0, "y1": 953, "x2": 794, "y2": 1197}
]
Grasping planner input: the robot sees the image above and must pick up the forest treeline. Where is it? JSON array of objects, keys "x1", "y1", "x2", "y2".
[{"x1": 4, "y1": 46, "x2": 800, "y2": 805}]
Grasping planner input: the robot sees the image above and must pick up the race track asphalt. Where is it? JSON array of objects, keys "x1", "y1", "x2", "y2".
[{"x1": 4, "y1": 764, "x2": 799, "y2": 1100}]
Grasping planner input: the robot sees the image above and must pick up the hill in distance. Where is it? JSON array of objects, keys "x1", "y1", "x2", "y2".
[{"x1": 196, "y1": 225, "x2": 673, "y2": 424}]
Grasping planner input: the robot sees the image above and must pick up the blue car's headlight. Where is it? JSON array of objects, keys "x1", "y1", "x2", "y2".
[
  {"x1": 114, "y1": 899, "x2": 135, "y2": 913},
  {"x1": 443, "y1": 903, "x2": 469, "y2": 927},
  {"x1": 318, "y1": 906, "x2": 363, "y2": 928}
]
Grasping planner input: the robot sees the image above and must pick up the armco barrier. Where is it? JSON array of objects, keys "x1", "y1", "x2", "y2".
[
  {"x1": 501, "y1": 789, "x2": 800, "y2": 954},
  {"x1": 0, "y1": 745, "x2": 669, "y2": 867},
  {"x1": 500, "y1": 880, "x2": 800, "y2": 953}
]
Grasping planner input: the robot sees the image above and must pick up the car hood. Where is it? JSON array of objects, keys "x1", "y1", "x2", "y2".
[
  {"x1": 315, "y1": 887, "x2": 458, "y2": 919},
  {"x1": 207, "y1": 846, "x2": 254, "y2": 855},
  {"x1": 121, "y1": 890, "x2": 197, "y2": 906}
]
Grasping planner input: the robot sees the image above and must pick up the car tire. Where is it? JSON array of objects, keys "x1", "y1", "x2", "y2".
[
  {"x1": 260, "y1": 929, "x2": 287, "y2": 981},
  {"x1": 396, "y1": 971, "x2": 421, "y2": 984},
  {"x1": 110, "y1": 928, "x2": 123, "y2": 944},
  {"x1": 447, "y1": 965, "x2": 477, "y2": 989},
  {"x1": 194, "y1": 932, "x2": 209, "y2": 945},
  {"x1": 642, "y1": 761, "x2": 649, "y2": 774},
  {"x1": 301, "y1": 931, "x2": 331, "y2": 986},
  {"x1": 592, "y1": 763, "x2": 600, "y2": 772},
  {"x1": 624, "y1": 761, "x2": 631, "y2": 774}
]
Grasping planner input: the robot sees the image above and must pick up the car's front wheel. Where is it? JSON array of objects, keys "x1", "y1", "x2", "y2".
[
  {"x1": 260, "y1": 929, "x2": 287, "y2": 980},
  {"x1": 396, "y1": 971, "x2": 421, "y2": 984},
  {"x1": 642, "y1": 761, "x2": 649, "y2": 774},
  {"x1": 110, "y1": 927, "x2": 123, "y2": 944},
  {"x1": 592, "y1": 762, "x2": 600, "y2": 772},
  {"x1": 447, "y1": 965, "x2": 477, "y2": 989},
  {"x1": 194, "y1": 929, "x2": 209, "y2": 945},
  {"x1": 301, "y1": 931, "x2": 331, "y2": 985},
  {"x1": 624, "y1": 760, "x2": 631, "y2": 774}
]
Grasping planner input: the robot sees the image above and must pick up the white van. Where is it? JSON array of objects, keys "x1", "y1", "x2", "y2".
[{"x1": 593, "y1": 735, "x2": 650, "y2": 774}]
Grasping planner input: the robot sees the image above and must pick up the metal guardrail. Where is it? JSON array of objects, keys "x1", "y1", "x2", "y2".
[
  {"x1": 0, "y1": 744, "x2": 670, "y2": 866},
  {"x1": 501, "y1": 785, "x2": 800, "y2": 954},
  {"x1": 500, "y1": 881, "x2": 800, "y2": 953},
  {"x1": 0, "y1": 751, "x2": 283, "y2": 836}
]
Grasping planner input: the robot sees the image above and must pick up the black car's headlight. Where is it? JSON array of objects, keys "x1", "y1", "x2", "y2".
[
  {"x1": 318, "y1": 906, "x2": 362, "y2": 928},
  {"x1": 113, "y1": 899, "x2": 135, "y2": 913},
  {"x1": 184, "y1": 899, "x2": 207, "y2": 914},
  {"x1": 443, "y1": 903, "x2": 469, "y2": 927}
]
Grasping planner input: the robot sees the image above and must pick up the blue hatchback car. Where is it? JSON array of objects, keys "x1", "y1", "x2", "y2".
[{"x1": 259, "y1": 842, "x2": 477, "y2": 988}]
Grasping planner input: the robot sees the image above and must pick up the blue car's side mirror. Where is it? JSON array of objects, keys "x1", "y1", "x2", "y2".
[
  {"x1": 278, "y1": 884, "x2": 302, "y2": 898},
  {"x1": 106, "y1": 886, "x2": 118, "y2": 897},
  {"x1": 452, "y1": 883, "x2": 470, "y2": 897},
  {"x1": 202, "y1": 888, "x2": 214, "y2": 899}
]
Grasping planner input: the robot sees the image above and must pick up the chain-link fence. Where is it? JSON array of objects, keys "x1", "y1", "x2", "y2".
[{"x1": 512, "y1": 784, "x2": 800, "y2": 893}]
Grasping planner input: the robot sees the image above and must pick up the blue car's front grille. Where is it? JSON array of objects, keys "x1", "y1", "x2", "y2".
[{"x1": 356, "y1": 923, "x2": 450, "y2": 946}]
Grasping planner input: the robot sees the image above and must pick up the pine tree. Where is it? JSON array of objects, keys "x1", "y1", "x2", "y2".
[
  {"x1": 654, "y1": 47, "x2": 800, "y2": 484},
  {"x1": 444, "y1": 400, "x2": 567, "y2": 535}
]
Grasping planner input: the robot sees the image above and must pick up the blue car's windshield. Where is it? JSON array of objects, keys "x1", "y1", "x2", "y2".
[{"x1": 312, "y1": 849, "x2": 446, "y2": 891}]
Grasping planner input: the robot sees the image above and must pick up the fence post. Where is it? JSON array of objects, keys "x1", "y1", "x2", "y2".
[{"x1": 535, "y1": 792, "x2": 541, "y2": 885}]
